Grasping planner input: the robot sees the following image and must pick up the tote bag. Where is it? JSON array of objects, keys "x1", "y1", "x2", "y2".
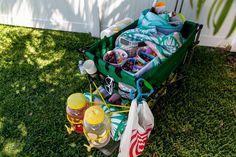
[{"x1": 118, "y1": 99, "x2": 154, "y2": 157}]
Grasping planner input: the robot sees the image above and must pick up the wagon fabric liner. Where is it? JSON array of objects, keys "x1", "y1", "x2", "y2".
[{"x1": 85, "y1": 19, "x2": 199, "y2": 89}]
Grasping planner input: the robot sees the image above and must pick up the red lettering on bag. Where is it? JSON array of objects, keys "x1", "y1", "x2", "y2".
[{"x1": 129, "y1": 127, "x2": 152, "y2": 157}]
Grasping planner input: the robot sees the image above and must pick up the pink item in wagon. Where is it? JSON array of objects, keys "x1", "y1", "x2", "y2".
[{"x1": 103, "y1": 49, "x2": 128, "y2": 67}]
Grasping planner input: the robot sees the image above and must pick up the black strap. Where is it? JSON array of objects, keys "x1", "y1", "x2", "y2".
[
  {"x1": 93, "y1": 55, "x2": 99, "y2": 64},
  {"x1": 105, "y1": 63, "x2": 110, "y2": 71},
  {"x1": 115, "y1": 67, "x2": 122, "y2": 78},
  {"x1": 138, "y1": 41, "x2": 146, "y2": 47},
  {"x1": 78, "y1": 48, "x2": 86, "y2": 60}
]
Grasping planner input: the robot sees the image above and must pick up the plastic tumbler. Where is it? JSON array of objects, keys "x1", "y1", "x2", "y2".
[{"x1": 83, "y1": 60, "x2": 97, "y2": 77}]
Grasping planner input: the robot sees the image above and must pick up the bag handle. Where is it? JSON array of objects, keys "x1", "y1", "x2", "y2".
[{"x1": 130, "y1": 78, "x2": 154, "y2": 100}]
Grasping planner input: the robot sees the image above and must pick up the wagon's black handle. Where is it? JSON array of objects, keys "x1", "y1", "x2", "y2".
[
  {"x1": 78, "y1": 45, "x2": 91, "y2": 54},
  {"x1": 195, "y1": 24, "x2": 203, "y2": 45},
  {"x1": 174, "y1": 0, "x2": 185, "y2": 13},
  {"x1": 174, "y1": 0, "x2": 179, "y2": 12},
  {"x1": 179, "y1": 0, "x2": 184, "y2": 13},
  {"x1": 78, "y1": 47, "x2": 88, "y2": 60}
]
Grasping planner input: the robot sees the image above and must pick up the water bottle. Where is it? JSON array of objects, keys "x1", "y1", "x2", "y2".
[
  {"x1": 78, "y1": 60, "x2": 86, "y2": 75},
  {"x1": 100, "y1": 18, "x2": 133, "y2": 39},
  {"x1": 83, "y1": 106, "x2": 111, "y2": 151},
  {"x1": 65, "y1": 93, "x2": 89, "y2": 134}
]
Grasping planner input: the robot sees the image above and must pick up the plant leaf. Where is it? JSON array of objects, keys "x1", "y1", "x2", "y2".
[
  {"x1": 213, "y1": 0, "x2": 234, "y2": 35},
  {"x1": 190, "y1": 0, "x2": 194, "y2": 8},
  {"x1": 226, "y1": 16, "x2": 236, "y2": 38},
  {"x1": 196, "y1": 0, "x2": 206, "y2": 19},
  {"x1": 213, "y1": 0, "x2": 223, "y2": 20},
  {"x1": 207, "y1": 0, "x2": 217, "y2": 28}
]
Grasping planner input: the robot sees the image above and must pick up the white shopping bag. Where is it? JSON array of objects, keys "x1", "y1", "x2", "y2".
[{"x1": 118, "y1": 99, "x2": 154, "y2": 157}]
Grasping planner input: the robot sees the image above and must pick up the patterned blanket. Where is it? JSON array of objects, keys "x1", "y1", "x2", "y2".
[{"x1": 116, "y1": 9, "x2": 184, "y2": 57}]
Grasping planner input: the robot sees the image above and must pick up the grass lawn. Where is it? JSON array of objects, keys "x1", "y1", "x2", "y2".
[{"x1": 0, "y1": 25, "x2": 235, "y2": 157}]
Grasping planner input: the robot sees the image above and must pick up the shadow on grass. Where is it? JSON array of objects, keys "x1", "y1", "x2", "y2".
[
  {"x1": 0, "y1": 25, "x2": 235, "y2": 157},
  {"x1": 0, "y1": 25, "x2": 98, "y2": 156},
  {"x1": 144, "y1": 47, "x2": 236, "y2": 156}
]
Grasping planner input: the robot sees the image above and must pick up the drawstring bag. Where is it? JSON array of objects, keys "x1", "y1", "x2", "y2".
[{"x1": 118, "y1": 99, "x2": 154, "y2": 157}]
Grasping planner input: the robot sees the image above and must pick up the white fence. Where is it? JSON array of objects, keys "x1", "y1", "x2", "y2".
[
  {"x1": 0, "y1": 0, "x2": 235, "y2": 51},
  {"x1": 0, "y1": 0, "x2": 100, "y2": 36}
]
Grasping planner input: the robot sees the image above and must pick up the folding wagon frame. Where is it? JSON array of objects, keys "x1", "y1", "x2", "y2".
[{"x1": 78, "y1": 0, "x2": 203, "y2": 109}]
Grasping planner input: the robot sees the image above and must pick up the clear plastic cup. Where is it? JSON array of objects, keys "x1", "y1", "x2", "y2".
[{"x1": 83, "y1": 60, "x2": 97, "y2": 75}]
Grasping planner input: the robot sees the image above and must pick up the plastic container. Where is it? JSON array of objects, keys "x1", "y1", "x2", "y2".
[
  {"x1": 121, "y1": 58, "x2": 136, "y2": 73},
  {"x1": 103, "y1": 49, "x2": 128, "y2": 67},
  {"x1": 83, "y1": 106, "x2": 111, "y2": 148},
  {"x1": 78, "y1": 60, "x2": 86, "y2": 75},
  {"x1": 137, "y1": 48, "x2": 155, "y2": 64},
  {"x1": 66, "y1": 93, "x2": 89, "y2": 134},
  {"x1": 100, "y1": 18, "x2": 133, "y2": 39},
  {"x1": 121, "y1": 45, "x2": 138, "y2": 57},
  {"x1": 83, "y1": 60, "x2": 97, "y2": 75}
]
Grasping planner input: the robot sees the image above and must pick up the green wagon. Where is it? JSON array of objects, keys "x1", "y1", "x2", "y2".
[
  {"x1": 79, "y1": 4, "x2": 203, "y2": 156},
  {"x1": 80, "y1": 3, "x2": 203, "y2": 107},
  {"x1": 85, "y1": 20, "x2": 202, "y2": 86}
]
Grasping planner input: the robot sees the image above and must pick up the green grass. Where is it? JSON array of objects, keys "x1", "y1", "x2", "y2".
[{"x1": 0, "y1": 24, "x2": 235, "y2": 157}]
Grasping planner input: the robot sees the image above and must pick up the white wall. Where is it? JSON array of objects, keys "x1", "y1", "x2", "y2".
[
  {"x1": 180, "y1": 0, "x2": 236, "y2": 51},
  {"x1": 0, "y1": 0, "x2": 235, "y2": 51},
  {"x1": 0, "y1": 0, "x2": 100, "y2": 36},
  {"x1": 99, "y1": 0, "x2": 236, "y2": 51}
]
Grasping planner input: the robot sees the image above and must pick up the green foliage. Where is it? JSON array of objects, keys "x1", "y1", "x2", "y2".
[
  {"x1": 213, "y1": 0, "x2": 234, "y2": 35},
  {"x1": 196, "y1": 0, "x2": 206, "y2": 19},
  {"x1": 191, "y1": 0, "x2": 236, "y2": 37},
  {"x1": 207, "y1": 0, "x2": 218, "y2": 27},
  {"x1": 189, "y1": 0, "x2": 194, "y2": 9},
  {"x1": 0, "y1": 25, "x2": 235, "y2": 156},
  {"x1": 227, "y1": 16, "x2": 236, "y2": 38}
]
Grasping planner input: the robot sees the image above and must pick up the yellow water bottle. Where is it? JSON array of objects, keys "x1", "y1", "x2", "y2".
[{"x1": 83, "y1": 106, "x2": 111, "y2": 151}]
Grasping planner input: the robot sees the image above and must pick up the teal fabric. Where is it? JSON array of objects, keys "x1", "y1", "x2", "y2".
[
  {"x1": 101, "y1": 105, "x2": 127, "y2": 141},
  {"x1": 116, "y1": 9, "x2": 184, "y2": 56},
  {"x1": 138, "y1": 9, "x2": 183, "y2": 35},
  {"x1": 116, "y1": 28, "x2": 183, "y2": 55},
  {"x1": 85, "y1": 20, "x2": 198, "y2": 88}
]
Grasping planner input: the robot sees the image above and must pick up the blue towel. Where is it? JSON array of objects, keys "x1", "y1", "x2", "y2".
[{"x1": 138, "y1": 9, "x2": 183, "y2": 35}]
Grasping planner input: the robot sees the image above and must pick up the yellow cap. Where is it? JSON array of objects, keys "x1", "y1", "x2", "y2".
[
  {"x1": 67, "y1": 93, "x2": 87, "y2": 110},
  {"x1": 84, "y1": 106, "x2": 105, "y2": 125}
]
